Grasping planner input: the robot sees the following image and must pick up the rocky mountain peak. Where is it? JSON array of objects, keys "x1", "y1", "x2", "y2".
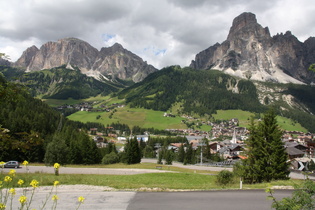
[
  {"x1": 94, "y1": 43, "x2": 157, "y2": 83},
  {"x1": 227, "y1": 12, "x2": 270, "y2": 40},
  {"x1": 13, "y1": 38, "x2": 157, "y2": 82},
  {"x1": 111, "y1": 43, "x2": 124, "y2": 51},
  {"x1": 190, "y1": 12, "x2": 314, "y2": 84},
  {"x1": 14, "y1": 45, "x2": 39, "y2": 68}
]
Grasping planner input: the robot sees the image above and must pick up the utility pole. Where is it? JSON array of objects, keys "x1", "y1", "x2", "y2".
[{"x1": 198, "y1": 139, "x2": 206, "y2": 165}]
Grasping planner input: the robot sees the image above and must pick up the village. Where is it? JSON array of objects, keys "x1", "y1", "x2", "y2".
[
  {"x1": 55, "y1": 103, "x2": 315, "y2": 171},
  {"x1": 89, "y1": 116, "x2": 315, "y2": 172},
  {"x1": 56, "y1": 102, "x2": 125, "y2": 112}
]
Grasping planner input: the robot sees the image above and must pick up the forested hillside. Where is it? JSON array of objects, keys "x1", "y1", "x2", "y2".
[
  {"x1": 0, "y1": 65, "x2": 124, "y2": 99},
  {"x1": 118, "y1": 66, "x2": 315, "y2": 132},
  {"x1": 0, "y1": 74, "x2": 102, "y2": 163},
  {"x1": 119, "y1": 66, "x2": 265, "y2": 115}
]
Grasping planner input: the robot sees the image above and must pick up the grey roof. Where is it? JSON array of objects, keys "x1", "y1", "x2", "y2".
[
  {"x1": 185, "y1": 136, "x2": 204, "y2": 141},
  {"x1": 285, "y1": 142, "x2": 299, "y2": 147},
  {"x1": 286, "y1": 147, "x2": 304, "y2": 156},
  {"x1": 218, "y1": 144, "x2": 243, "y2": 154}
]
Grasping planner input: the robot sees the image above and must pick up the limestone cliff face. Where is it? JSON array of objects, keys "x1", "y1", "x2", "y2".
[
  {"x1": 14, "y1": 45, "x2": 39, "y2": 68},
  {"x1": 15, "y1": 38, "x2": 99, "y2": 72},
  {"x1": 190, "y1": 12, "x2": 315, "y2": 84},
  {"x1": 92, "y1": 43, "x2": 157, "y2": 82},
  {"x1": 14, "y1": 38, "x2": 157, "y2": 82}
]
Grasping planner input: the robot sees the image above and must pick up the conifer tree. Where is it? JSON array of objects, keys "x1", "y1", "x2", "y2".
[
  {"x1": 237, "y1": 109, "x2": 289, "y2": 183},
  {"x1": 177, "y1": 143, "x2": 185, "y2": 162},
  {"x1": 241, "y1": 119, "x2": 265, "y2": 183},
  {"x1": 69, "y1": 139, "x2": 83, "y2": 164},
  {"x1": 139, "y1": 138, "x2": 146, "y2": 157},
  {"x1": 184, "y1": 143, "x2": 194, "y2": 164},
  {"x1": 165, "y1": 149, "x2": 174, "y2": 165},
  {"x1": 122, "y1": 137, "x2": 141, "y2": 164},
  {"x1": 44, "y1": 136, "x2": 69, "y2": 165},
  {"x1": 261, "y1": 109, "x2": 289, "y2": 181},
  {"x1": 143, "y1": 145, "x2": 155, "y2": 158}
]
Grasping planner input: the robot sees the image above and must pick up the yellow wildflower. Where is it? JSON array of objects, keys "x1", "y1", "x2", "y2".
[
  {"x1": 19, "y1": 195, "x2": 27, "y2": 204},
  {"x1": 53, "y1": 163, "x2": 60, "y2": 169},
  {"x1": 22, "y1": 160, "x2": 29, "y2": 166},
  {"x1": 18, "y1": 179, "x2": 24, "y2": 186},
  {"x1": 8, "y1": 169, "x2": 16, "y2": 177},
  {"x1": 30, "y1": 179, "x2": 39, "y2": 188},
  {"x1": 0, "y1": 161, "x2": 5, "y2": 165},
  {"x1": 0, "y1": 203, "x2": 6, "y2": 210},
  {"x1": 78, "y1": 196, "x2": 85, "y2": 203},
  {"x1": 9, "y1": 188, "x2": 16, "y2": 195},
  {"x1": 52, "y1": 195, "x2": 59, "y2": 201},
  {"x1": 53, "y1": 180, "x2": 59, "y2": 186},
  {"x1": 4, "y1": 176, "x2": 12, "y2": 182}
]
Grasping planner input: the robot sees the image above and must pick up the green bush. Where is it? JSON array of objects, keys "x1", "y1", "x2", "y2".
[
  {"x1": 216, "y1": 170, "x2": 234, "y2": 186},
  {"x1": 268, "y1": 178, "x2": 315, "y2": 209},
  {"x1": 102, "y1": 152, "x2": 120, "y2": 165}
]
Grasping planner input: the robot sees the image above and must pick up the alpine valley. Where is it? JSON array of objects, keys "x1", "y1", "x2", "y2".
[{"x1": 1, "y1": 12, "x2": 315, "y2": 132}]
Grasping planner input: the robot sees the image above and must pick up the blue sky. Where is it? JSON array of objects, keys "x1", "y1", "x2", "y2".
[{"x1": 0, "y1": 0, "x2": 314, "y2": 69}]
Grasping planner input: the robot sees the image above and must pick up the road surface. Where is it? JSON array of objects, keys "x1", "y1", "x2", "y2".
[{"x1": 6, "y1": 187, "x2": 292, "y2": 210}]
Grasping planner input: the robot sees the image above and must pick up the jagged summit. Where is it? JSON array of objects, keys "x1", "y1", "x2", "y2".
[
  {"x1": 227, "y1": 12, "x2": 270, "y2": 40},
  {"x1": 13, "y1": 38, "x2": 157, "y2": 82},
  {"x1": 190, "y1": 12, "x2": 315, "y2": 84},
  {"x1": 111, "y1": 43, "x2": 124, "y2": 50}
]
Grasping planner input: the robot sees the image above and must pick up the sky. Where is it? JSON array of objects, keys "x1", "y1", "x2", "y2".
[{"x1": 0, "y1": 0, "x2": 314, "y2": 69}]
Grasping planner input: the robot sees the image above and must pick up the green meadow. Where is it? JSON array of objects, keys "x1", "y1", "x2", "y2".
[
  {"x1": 45, "y1": 94, "x2": 306, "y2": 132},
  {"x1": 212, "y1": 109, "x2": 307, "y2": 132},
  {"x1": 68, "y1": 108, "x2": 306, "y2": 132},
  {"x1": 68, "y1": 107, "x2": 192, "y2": 130}
]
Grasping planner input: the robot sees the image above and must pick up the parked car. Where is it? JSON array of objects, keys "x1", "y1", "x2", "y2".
[{"x1": 0, "y1": 161, "x2": 20, "y2": 168}]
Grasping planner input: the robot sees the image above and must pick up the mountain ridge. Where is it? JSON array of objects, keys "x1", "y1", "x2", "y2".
[
  {"x1": 0, "y1": 65, "x2": 123, "y2": 99},
  {"x1": 13, "y1": 37, "x2": 157, "y2": 83},
  {"x1": 190, "y1": 12, "x2": 315, "y2": 84}
]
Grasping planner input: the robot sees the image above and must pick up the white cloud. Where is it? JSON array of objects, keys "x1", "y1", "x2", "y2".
[{"x1": 0, "y1": 0, "x2": 314, "y2": 69}]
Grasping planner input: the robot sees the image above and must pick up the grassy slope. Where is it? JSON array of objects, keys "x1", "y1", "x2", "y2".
[
  {"x1": 50, "y1": 94, "x2": 306, "y2": 132},
  {"x1": 68, "y1": 107, "x2": 192, "y2": 130},
  {"x1": 213, "y1": 110, "x2": 307, "y2": 132},
  {"x1": 68, "y1": 108, "x2": 306, "y2": 132}
]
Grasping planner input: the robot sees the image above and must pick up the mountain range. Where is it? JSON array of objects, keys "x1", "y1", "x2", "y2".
[
  {"x1": 5, "y1": 12, "x2": 314, "y2": 85},
  {"x1": 1, "y1": 12, "x2": 315, "y2": 132},
  {"x1": 13, "y1": 38, "x2": 157, "y2": 83}
]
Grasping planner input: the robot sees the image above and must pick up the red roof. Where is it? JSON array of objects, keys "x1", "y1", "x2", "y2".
[{"x1": 238, "y1": 155, "x2": 248, "y2": 159}]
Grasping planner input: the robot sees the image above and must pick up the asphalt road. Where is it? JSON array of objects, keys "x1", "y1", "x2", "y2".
[
  {"x1": 6, "y1": 188, "x2": 292, "y2": 210},
  {"x1": 127, "y1": 190, "x2": 292, "y2": 210}
]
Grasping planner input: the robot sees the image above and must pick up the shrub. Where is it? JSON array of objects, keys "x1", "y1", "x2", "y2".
[
  {"x1": 216, "y1": 170, "x2": 234, "y2": 186},
  {"x1": 102, "y1": 152, "x2": 120, "y2": 165},
  {"x1": 267, "y1": 177, "x2": 315, "y2": 209}
]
